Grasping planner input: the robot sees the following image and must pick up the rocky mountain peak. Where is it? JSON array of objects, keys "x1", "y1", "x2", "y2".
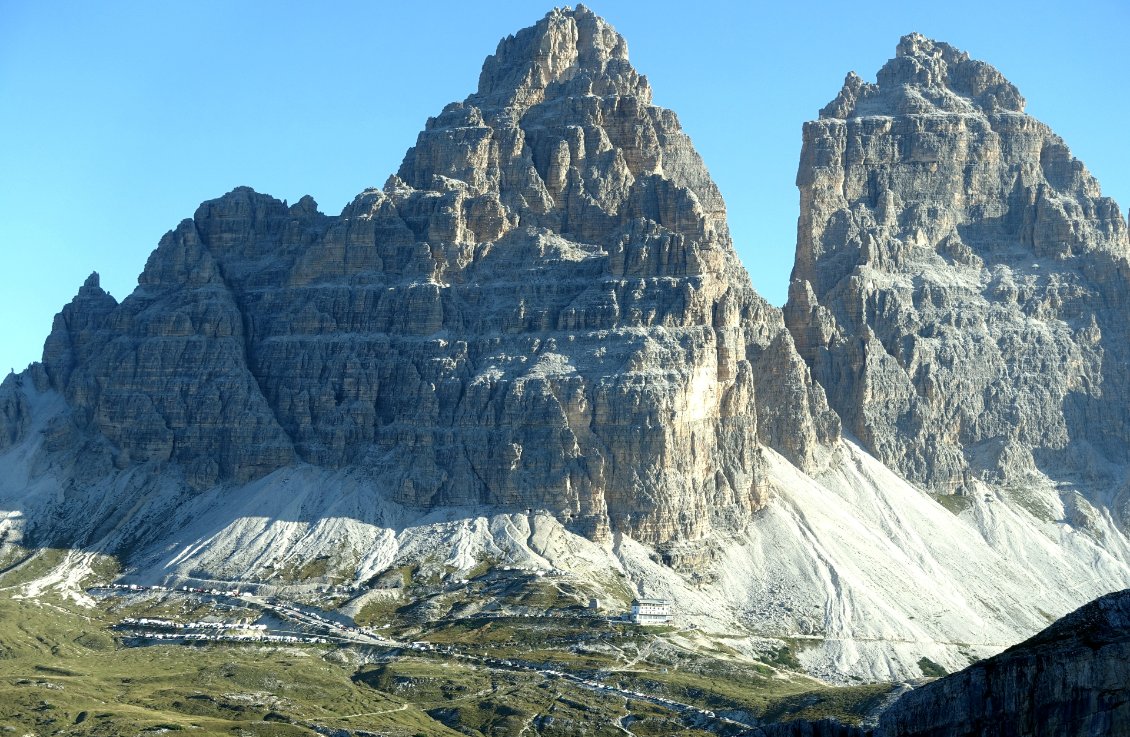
[
  {"x1": 473, "y1": 5, "x2": 648, "y2": 112},
  {"x1": 395, "y1": 6, "x2": 729, "y2": 268},
  {"x1": 12, "y1": 7, "x2": 838, "y2": 547},
  {"x1": 820, "y1": 33, "x2": 1024, "y2": 119},
  {"x1": 789, "y1": 34, "x2": 1130, "y2": 498},
  {"x1": 40, "y1": 270, "x2": 120, "y2": 405}
]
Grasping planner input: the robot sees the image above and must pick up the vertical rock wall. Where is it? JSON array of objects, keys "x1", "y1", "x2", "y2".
[{"x1": 786, "y1": 34, "x2": 1130, "y2": 498}]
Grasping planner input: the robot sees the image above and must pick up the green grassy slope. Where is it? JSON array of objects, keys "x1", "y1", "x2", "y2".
[{"x1": 0, "y1": 550, "x2": 896, "y2": 735}]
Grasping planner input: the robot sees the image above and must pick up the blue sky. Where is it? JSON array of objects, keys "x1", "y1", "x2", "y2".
[{"x1": 1, "y1": 1, "x2": 1127, "y2": 376}]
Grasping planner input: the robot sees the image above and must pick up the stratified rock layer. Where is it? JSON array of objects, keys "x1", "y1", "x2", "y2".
[
  {"x1": 23, "y1": 6, "x2": 836, "y2": 545},
  {"x1": 785, "y1": 34, "x2": 1130, "y2": 499},
  {"x1": 877, "y1": 589, "x2": 1130, "y2": 736}
]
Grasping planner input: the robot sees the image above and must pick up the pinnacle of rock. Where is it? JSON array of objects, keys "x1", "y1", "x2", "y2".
[
  {"x1": 820, "y1": 33, "x2": 1025, "y2": 119},
  {"x1": 473, "y1": 5, "x2": 649, "y2": 112},
  {"x1": 395, "y1": 4, "x2": 721, "y2": 246}
]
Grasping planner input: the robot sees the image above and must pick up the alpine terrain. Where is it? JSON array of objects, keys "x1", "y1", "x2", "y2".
[{"x1": 1, "y1": 6, "x2": 1128, "y2": 734}]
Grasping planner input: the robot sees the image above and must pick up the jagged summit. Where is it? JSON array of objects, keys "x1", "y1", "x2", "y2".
[
  {"x1": 473, "y1": 5, "x2": 648, "y2": 112},
  {"x1": 394, "y1": 4, "x2": 726, "y2": 250},
  {"x1": 820, "y1": 32, "x2": 1025, "y2": 119}
]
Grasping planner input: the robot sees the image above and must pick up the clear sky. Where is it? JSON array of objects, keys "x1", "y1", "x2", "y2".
[{"x1": 1, "y1": 1, "x2": 1127, "y2": 376}]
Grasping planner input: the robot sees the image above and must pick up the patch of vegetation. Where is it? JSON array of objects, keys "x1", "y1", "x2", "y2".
[
  {"x1": 934, "y1": 493, "x2": 973, "y2": 515},
  {"x1": 568, "y1": 568, "x2": 637, "y2": 612},
  {"x1": 761, "y1": 637, "x2": 821, "y2": 673},
  {"x1": 87, "y1": 553, "x2": 123, "y2": 585},
  {"x1": 0, "y1": 595, "x2": 443, "y2": 736},
  {"x1": 73, "y1": 630, "x2": 116, "y2": 651},
  {"x1": 97, "y1": 590, "x2": 258, "y2": 624},
  {"x1": 353, "y1": 594, "x2": 409, "y2": 629},
  {"x1": 766, "y1": 643, "x2": 803, "y2": 670},
  {"x1": 297, "y1": 555, "x2": 331, "y2": 580},
  {"x1": 400, "y1": 562, "x2": 421, "y2": 588},
  {"x1": 917, "y1": 656, "x2": 948, "y2": 678},
  {"x1": 514, "y1": 579, "x2": 573, "y2": 610},
  {"x1": 0, "y1": 590, "x2": 721, "y2": 736},
  {"x1": 759, "y1": 683, "x2": 896, "y2": 726},
  {"x1": 267, "y1": 551, "x2": 362, "y2": 587},
  {"x1": 464, "y1": 557, "x2": 497, "y2": 581},
  {"x1": 617, "y1": 661, "x2": 811, "y2": 716},
  {"x1": 352, "y1": 657, "x2": 688, "y2": 737},
  {"x1": 0, "y1": 547, "x2": 69, "y2": 587},
  {"x1": 423, "y1": 615, "x2": 609, "y2": 651},
  {"x1": 1003, "y1": 487, "x2": 1057, "y2": 524}
]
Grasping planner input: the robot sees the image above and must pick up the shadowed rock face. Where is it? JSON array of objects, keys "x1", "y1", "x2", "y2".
[
  {"x1": 786, "y1": 34, "x2": 1130, "y2": 500},
  {"x1": 877, "y1": 589, "x2": 1130, "y2": 736},
  {"x1": 20, "y1": 6, "x2": 837, "y2": 545}
]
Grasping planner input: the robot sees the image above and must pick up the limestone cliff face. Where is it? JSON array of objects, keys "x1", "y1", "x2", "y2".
[
  {"x1": 29, "y1": 6, "x2": 837, "y2": 545},
  {"x1": 785, "y1": 34, "x2": 1130, "y2": 499}
]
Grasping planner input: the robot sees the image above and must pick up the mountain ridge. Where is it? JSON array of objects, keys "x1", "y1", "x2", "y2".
[{"x1": 1, "y1": 9, "x2": 1129, "y2": 685}]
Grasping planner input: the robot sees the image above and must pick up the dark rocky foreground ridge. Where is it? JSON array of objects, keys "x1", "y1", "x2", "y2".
[
  {"x1": 739, "y1": 589, "x2": 1130, "y2": 736},
  {"x1": 872, "y1": 587, "x2": 1130, "y2": 736}
]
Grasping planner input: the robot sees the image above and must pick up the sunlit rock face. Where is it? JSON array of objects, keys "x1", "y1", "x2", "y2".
[
  {"x1": 786, "y1": 34, "x2": 1130, "y2": 511},
  {"x1": 26, "y1": 6, "x2": 837, "y2": 545}
]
